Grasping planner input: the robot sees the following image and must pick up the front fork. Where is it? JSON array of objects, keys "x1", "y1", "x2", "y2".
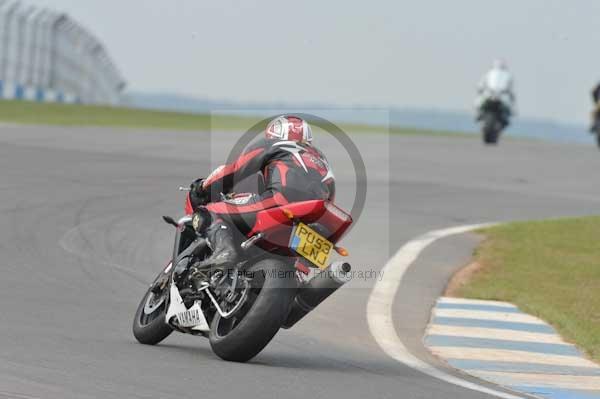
[{"x1": 171, "y1": 216, "x2": 194, "y2": 265}]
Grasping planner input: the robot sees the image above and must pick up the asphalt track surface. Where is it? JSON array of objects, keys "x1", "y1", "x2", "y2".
[{"x1": 1, "y1": 126, "x2": 600, "y2": 399}]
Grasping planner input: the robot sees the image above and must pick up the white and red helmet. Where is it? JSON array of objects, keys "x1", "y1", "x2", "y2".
[{"x1": 265, "y1": 115, "x2": 313, "y2": 143}]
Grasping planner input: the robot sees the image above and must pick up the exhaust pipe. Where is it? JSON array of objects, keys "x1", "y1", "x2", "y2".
[{"x1": 282, "y1": 261, "x2": 352, "y2": 329}]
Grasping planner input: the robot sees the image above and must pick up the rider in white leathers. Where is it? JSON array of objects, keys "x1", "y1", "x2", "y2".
[{"x1": 475, "y1": 60, "x2": 516, "y2": 125}]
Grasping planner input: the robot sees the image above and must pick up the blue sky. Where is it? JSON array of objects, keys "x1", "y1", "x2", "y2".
[{"x1": 23, "y1": 0, "x2": 600, "y2": 124}]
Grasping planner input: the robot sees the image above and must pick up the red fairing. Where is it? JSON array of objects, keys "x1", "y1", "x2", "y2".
[
  {"x1": 318, "y1": 202, "x2": 353, "y2": 243},
  {"x1": 185, "y1": 192, "x2": 194, "y2": 215},
  {"x1": 250, "y1": 200, "x2": 352, "y2": 244}
]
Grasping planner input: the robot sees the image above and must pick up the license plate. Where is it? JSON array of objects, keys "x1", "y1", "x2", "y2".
[{"x1": 290, "y1": 223, "x2": 333, "y2": 270}]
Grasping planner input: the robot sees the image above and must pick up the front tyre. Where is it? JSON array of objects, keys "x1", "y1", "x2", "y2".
[
  {"x1": 132, "y1": 270, "x2": 173, "y2": 345},
  {"x1": 483, "y1": 129, "x2": 499, "y2": 145},
  {"x1": 482, "y1": 113, "x2": 500, "y2": 145},
  {"x1": 209, "y1": 258, "x2": 297, "y2": 362}
]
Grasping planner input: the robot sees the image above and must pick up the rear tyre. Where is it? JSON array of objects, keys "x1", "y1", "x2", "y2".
[
  {"x1": 132, "y1": 270, "x2": 173, "y2": 345},
  {"x1": 209, "y1": 258, "x2": 297, "y2": 362}
]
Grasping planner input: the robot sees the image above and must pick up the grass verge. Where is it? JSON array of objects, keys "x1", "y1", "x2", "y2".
[
  {"x1": 0, "y1": 100, "x2": 252, "y2": 130},
  {"x1": 456, "y1": 217, "x2": 600, "y2": 362},
  {"x1": 0, "y1": 100, "x2": 468, "y2": 137}
]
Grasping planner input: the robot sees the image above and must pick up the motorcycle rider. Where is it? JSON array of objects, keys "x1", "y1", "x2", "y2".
[
  {"x1": 475, "y1": 59, "x2": 516, "y2": 127},
  {"x1": 188, "y1": 115, "x2": 335, "y2": 268}
]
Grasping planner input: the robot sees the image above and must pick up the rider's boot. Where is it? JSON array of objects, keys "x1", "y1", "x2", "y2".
[{"x1": 195, "y1": 218, "x2": 238, "y2": 269}]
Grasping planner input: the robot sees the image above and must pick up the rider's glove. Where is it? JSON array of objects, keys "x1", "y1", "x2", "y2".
[{"x1": 189, "y1": 178, "x2": 210, "y2": 209}]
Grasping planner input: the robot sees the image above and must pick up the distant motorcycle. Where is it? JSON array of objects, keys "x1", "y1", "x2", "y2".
[
  {"x1": 132, "y1": 186, "x2": 353, "y2": 362},
  {"x1": 478, "y1": 89, "x2": 512, "y2": 145}
]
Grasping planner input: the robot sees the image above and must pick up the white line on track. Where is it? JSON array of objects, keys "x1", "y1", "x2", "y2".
[{"x1": 366, "y1": 223, "x2": 528, "y2": 399}]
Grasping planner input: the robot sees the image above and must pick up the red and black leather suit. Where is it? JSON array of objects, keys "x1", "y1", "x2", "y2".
[{"x1": 190, "y1": 137, "x2": 335, "y2": 266}]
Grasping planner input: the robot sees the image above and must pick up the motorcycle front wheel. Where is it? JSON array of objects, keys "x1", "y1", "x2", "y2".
[
  {"x1": 209, "y1": 258, "x2": 297, "y2": 362},
  {"x1": 482, "y1": 114, "x2": 500, "y2": 145},
  {"x1": 132, "y1": 269, "x2": 173, "y2": 345}
]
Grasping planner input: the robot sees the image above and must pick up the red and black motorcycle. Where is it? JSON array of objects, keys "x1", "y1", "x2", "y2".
[{"x1": 132, "y1": 187, "x2": 353, "y2": 362}]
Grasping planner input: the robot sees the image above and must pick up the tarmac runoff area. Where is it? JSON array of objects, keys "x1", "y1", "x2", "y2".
[
  {"x1": 426, "y1": 297, "x2": 600, "y2": 399},
  {"x1": 3, "y1": 126, "x2": 600, "y2": 399}
]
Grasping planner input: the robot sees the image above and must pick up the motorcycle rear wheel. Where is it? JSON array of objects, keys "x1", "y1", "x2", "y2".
[{"x1": 209, "y1": 258, "x2": 297, "y2": 362}]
